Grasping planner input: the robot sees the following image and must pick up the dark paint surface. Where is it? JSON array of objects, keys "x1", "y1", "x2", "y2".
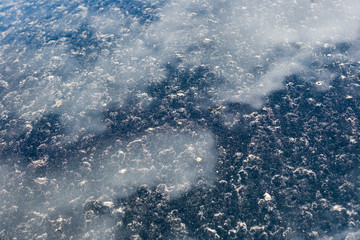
[{"x1": 1, "y1": 0, "x2": 360, "y2": 239}]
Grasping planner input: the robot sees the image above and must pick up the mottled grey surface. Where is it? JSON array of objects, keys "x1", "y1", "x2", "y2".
[{"x1": 1, "y1": 0, "x2": 360, "y2": 239}]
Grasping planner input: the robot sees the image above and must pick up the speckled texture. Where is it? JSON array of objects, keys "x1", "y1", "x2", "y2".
[{"x1": 1, "y1": 0, "x2": 360, "y2": 239}]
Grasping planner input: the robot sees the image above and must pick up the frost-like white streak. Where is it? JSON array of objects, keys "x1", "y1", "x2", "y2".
[
  {"x1": 0, "y1": 129, "x2": 216, "y2": 238},
  {"x1": 1, "y1": 0, "x2": 360, "y2": 140},
  {"x1": 105, "y1": 130, "x2": 216, "y2": 198},
  {"x1": 52, "y1": 129, "x2": 216, "y2": 202},
  {"x1": 1, "y1": 0, "x2": 360, "y2": 237},
  {"x1": 149, "y1": 0, "x2": 360, "y2": 107},
  {"x1": 322, "y1": 229, "x2": 360, "y2": 240}
]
